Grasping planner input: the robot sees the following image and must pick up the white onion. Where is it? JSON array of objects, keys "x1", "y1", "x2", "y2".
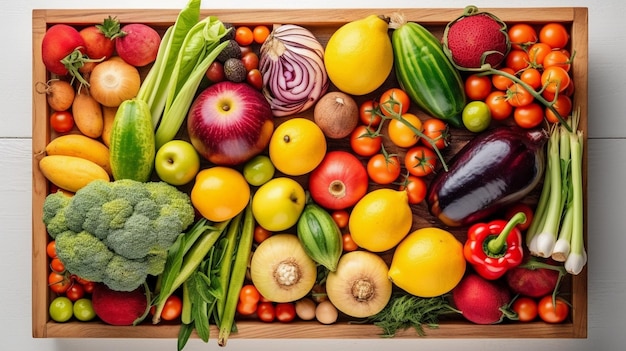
[{"x1": 259, "y1": 24, "x2": 329, "y2": 117}]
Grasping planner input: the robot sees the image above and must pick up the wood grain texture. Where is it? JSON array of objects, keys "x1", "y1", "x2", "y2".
[{"x1": 31, "y1": 7, "x2": 588, "y2": 340}]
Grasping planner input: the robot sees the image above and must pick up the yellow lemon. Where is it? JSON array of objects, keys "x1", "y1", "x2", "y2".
[
  {"x1": 324, "y1": 15, "x2": 393, "y2": 95},
  {"x1": 269, "y1": 118, "x2": 327, "y2": 176},
  {"x1": 388, "y1": 227, "x2": 466, "y2": 297},
  {"x1": 348, "y1": 188, "x2": 412, "y2": 252}
]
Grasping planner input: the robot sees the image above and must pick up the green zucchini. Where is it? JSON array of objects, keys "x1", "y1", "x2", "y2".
[
  {"x1": 392, "y1": 21, "x2": 466, "y2": 128},
  {"x1": 297, "y1": 203, "x2": 343, "y2": 272},
  {"x1": 109, "y1": 99, "x2": 156, "y2": 182}
]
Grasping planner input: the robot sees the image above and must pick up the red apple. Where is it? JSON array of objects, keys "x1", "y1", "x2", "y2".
[{"x1": 187, "y1": 81, "x2": 274, "y2": 166}]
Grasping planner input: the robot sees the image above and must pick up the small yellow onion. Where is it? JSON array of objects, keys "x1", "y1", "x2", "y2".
[
  {"x1": 89, "y1": 57, "x2": 141, "y2": 107},
  {"x1": 250, "y1": 234, "x2": 317, "y2": 303},
  {"x1": 325, "y1": 250, "x2": 392, "y2": 318}
]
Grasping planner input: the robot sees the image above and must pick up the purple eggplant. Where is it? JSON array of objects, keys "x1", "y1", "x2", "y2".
[{"x1": 427, "y1": 126, "x2": 548, "y2": 227}]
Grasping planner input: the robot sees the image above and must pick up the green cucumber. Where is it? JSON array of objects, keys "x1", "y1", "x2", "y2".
[
  {"x1": 297, "y1": 203, "x2": 343, "y2": 272},
  {"x1": 109, "y1": 99, "x2": 156, "y2": 182},
  {"x1": 392, "y1": 21, "x2": 466, "y2": 128}
]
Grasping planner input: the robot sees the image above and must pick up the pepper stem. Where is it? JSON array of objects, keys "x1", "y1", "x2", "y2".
[{"x1": 487, "y1": 212, "x2": 527, "y2": 255}]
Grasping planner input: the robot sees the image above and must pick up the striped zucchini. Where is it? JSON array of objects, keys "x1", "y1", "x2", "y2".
[
  {"x1": 109, "y1": 99, "x2": 156, "y2": 182},
  {"x1": 392, "y1": 21, "x2": 466, "y2": 128},
  {"x1": 297, "y1": 203, "x2": 343, "y2": 272}
]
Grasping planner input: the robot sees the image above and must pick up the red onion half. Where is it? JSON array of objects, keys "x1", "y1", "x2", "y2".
[{"x1": 259, "y1": 24, "x2": 329, "y2": 117}]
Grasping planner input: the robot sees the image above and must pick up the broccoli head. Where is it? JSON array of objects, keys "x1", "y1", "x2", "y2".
[{"x1": 43, "y1": 179, "x2": 196, "y2": 292}]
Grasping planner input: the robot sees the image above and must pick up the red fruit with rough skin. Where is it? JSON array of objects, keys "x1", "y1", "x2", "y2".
[
  {"x1": 505, "y1": 259, "x2": 561, "y2": 298},
  {"x1": 452, "y1": 273, "x2": 513, "y2": 324},
  {"x1": 444, "y1": 7, "x2": 510, "y2": 69},
  {"x1": 91, "y1": 283, "x2": 148, "y2": 326},
  {"x1": 115, "y1": 23, "x2": 161, "y2": 67}
]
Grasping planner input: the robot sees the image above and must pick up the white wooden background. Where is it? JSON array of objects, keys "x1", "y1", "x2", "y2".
[{"x1": 3, "y1": 0, "x2": 624, "y2": 350}]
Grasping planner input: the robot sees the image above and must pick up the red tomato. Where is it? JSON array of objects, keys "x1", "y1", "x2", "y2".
[
  {"x1": 235, "y1": 26, "x2": 254, "y2": 46},
  {"x1": 512, "y1": 296, "x2": 538, "y2": 322},
  {"x1": 331, "y1": 210, "x2": 350, "y2": 229},
  {"x1": 505, "y1": 49, "x2": 530, "y2": 73},
  {"x1": 507, "y1": 83, "x2": 534, "y2": 107},
  {"x1": 79, "y1": 25, "x2": 115, "y2": 61},
  {"x1": 542, "y1": 50, "x2": 571, "y2": 72},
  {"x1": 48, "y1": 271, "x2": 71, "y2": 294},
  {"x1": 541, "y1": 66, "x2": 571, "y2": 94},
  {"x1": 508, "y1": 23, "x2": 538, "y2": 50},
  {"x1": 491, "y1": 67, "x2": 515, "y2": 90},
  {"x1": 421, "y1": 118, "x2": 450, "y2": 150},
  {"x1": 399, "y1": 175, "x2": 428, "y2": 205},
  {"x1": 160, "y1": 295, "x2": 183, "y2": 321},
  {"x1": 350, "y1": 125, "x2": 382, "y2": 157},
  {"x1": 254, "y1": 225, "x2": 272, "y2": 244},
  {"x1": 275, "y1": 302, "x2": 296, "y2": 323},
  {"x1": 537, "y1": 295, "x2": 570, "y2": 323},
  {"x1": 50, "y1": 111, "x2": 75, "y2": 133},
  {"x1": 404, "y1": 146, "x2": 437, "y2": 177},
  {"x1": 379, "y1": 88, "x2": 410, "y2": 117},
  {"x1": 65, "y1": 282, "x2": 85, "y2": 302},
  {"x1": 504, "y1": 202, "x2": 535, "y2": 231},
  {"x1": 342, "y1": 233, "x2": 359, "y2": 252},
  {"x1": 359, "y1": 99, "x2": 382, "y2": 127},
  {"x1": 241, "y1": 51, "x2": 259, "y2": 71},
  {"x1": 545, "y1": 94, "x2": 573, "y2": 124},
  {"x1": 520, "y1": 68, "x2": 542, "y2": 91},
  {"x1": 527, "y1": 42, "x2": 552, "y2": 66},
  {"x1": 485, "y1": 90, "x2": 513, "y2": 120},
  {"x1": 246, "y1": 69, "x2": 263, "y2": 90},
  {"x1": 206, "y1": 61, "x2": 225, "y2": 83},
  {"x1": 47, "y1": 240, "x2": 57, "y2": 259},
  {"x1": 256, "y1": 301, "x2": 275, "y2": 322},
  {"x1": 539, "y1": 23, "x2": 569, "y2": 49},
  {"x1": 514, "y1": 102, "x2": 544, "y2": 129},
  {"x1": 387, "y1": 113, "x2": 422, "y2": 148},
  {"x1": 50, "y1": 257, "x2": 65, "y2": 273},
  {"x1": 252, "y1": 25, "x2": 271, "y2": 44},
  {"x1": 239, "y1": 284, "x2": 261, "y2": 306},
  {"x1": 237, "y1": 300, "x2": 257, "y2": 316},
  {"x1": 367, "y1": 154, "x2": 401, "y2": 185},
  {"x1": 80, "y1": 280, "x2": 95, "y2": 294},
  {"x1": 464, "y1": 74, "x2": 492, "y2": 101}
]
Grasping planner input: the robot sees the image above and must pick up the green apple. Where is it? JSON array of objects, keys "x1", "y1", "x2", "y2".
[
  {"x1": 243, "y1": 154, "x2": 275, "y2": 186},
  {"x1": 155, "y1": 140, "x2": 201, "y2": 186},
  {"x1": 252, "y1": 177, "x2": 306, "y2": 231}
]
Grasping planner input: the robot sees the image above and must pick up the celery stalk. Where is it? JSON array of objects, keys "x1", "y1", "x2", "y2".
[{"x1": 565, "y1": 123, "x2": 586, "y2": 275}]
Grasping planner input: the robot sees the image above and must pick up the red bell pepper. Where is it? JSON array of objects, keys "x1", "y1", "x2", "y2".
[{"x1": 464, "y1": 212, "x2": 526, "y2": 280}]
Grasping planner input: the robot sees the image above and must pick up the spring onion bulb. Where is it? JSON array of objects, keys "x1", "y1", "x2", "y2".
[{"x1": 259, "y1": 24, "x2": 329, "y2": 116}]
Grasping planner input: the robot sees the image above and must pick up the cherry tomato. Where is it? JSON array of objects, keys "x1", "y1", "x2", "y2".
[
  {"x1": 206, "y1": 61, "x2": 225, "y2": 83},
  {"x1": 342, "y1": 233, "x2": 359, "y2": 252},
  {"x1": 367, "y1": 153, "x2": 401, "y2": 185},
  {"x1": 514, "y1": 102, "x2": 544, "y2": 129},
  {"x1": 504, "y1": 202, "x2": 535, "y2": 231},
  {"x1": 485, "y1": 90, "x2": 513, "y2": 120},
  {"x1": 160, "y1": 295, "x2": 183, "y2": 321},
  {"x1": 379, "y1": 88, "x2": 410, "y2": 117},
  {"x1": 404, "y1": 146, "x2": 437, "y2": 177},
  {"x1": 47, "y1": 240, "x2": 57, "y2": 259},
  {"x1": 246, "y1": 69, "x2": 263, "y2": 90},
  {"x1": 537, "y1": 295, "x2": 570, "y2": 323},
  {"x1": 331, "y1": 210, "x2": 350, "y2": 229},
  {"x1": 399, "y1": 175, "x2": 428, "y2": 205},
  {"x1": 235, "y1": 26, "x2": 254, "y2": 46},
  {"x1": 237, "y1": 300, "x2": 258, "y2": 316},
  {"x1": 541, "y1": 66, "x2": 571, "y2": 94},
  {"x1": 520, "y1": 68, "x2": 542, "y2": 91},
  {"x1": 239, "y1": 284, "x2": 261, "y2": 306},
  {"x1": 542, "y1": 50, "x2": 571, "y2": 71},
  {"x1": 65, "y1": 282, "x2": 85, "y2": 302},
  {"x1": 539, "y1": 23, "x2": 569, "y2": 49},
  {"x1": 50, "y1": 111, "x2": 74, "y2": 133},
  {"x1": 508, "y1": 23, "x2": 538, "y2": 50},
  {"x1": 491, "y1": 67, "x2": 515, "y2": 90},
  {"x1": 527, "y1": 42, "x2": 553, "y2": 66},
  {"x1": 545, "y1": 94, "x2": 573, "y2": 124},
  {"x1": 505, "y1": 49, "x2": 530, "y2": 73},
  {"x1": 464, "y1": 74, "x2": 492, "y2": 101},
  {"x1": 275, "y1": 302, "x2": 297, "y2": 323},
  {"x1": 512, "y1": 296, "x2": 538, "y2": 322},
  {"x1": 48, "y1": 271, "x2": 71, "y2": 294},
  {"x1": 254, "y1": 225, "x2": 272, "y2": 244},
  {"x1": 50, "y1": 257, "x2": 65, "y2": 273},
  {"x1": 507, "y1": 83, "x2": 534, "y2": 107},
  {"x1": 241, "y1": 51, "x2": 259, "y2": 71},
  {"x1": 421, "y1": 118, "x2": 450, "y2": 150},
  {"x1": 252, "y1": 25, "x2": 271, "y2": 44},
  {"x1": 359, "y1": 99, "x2": 382, "y2": 127},
  {"x1": 80, "y1": 280, "x2": 95, "y2": 294},
  {"x1": 256, "y1": 301, "x2": 275, "y2": 322},
  {"x1": 388, "y1": 113, "x2": 422, "y2": 148},
  {"x1": 350, "y1": 125, "x2": 382, "y2": 157}
]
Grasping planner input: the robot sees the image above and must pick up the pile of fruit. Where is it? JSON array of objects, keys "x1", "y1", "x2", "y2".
[{"x1": 36, "y1": 0, "x2": 585, "y2": 347}]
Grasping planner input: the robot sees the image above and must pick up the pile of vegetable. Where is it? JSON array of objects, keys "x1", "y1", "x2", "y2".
[{"x1": 37, "y1": 0, "x2": 587, "y2": 348}]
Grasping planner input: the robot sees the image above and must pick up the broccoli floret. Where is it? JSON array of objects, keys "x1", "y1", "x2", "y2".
[{"x1": 42, "y1": 179, "x2": 196, "y2": 292}]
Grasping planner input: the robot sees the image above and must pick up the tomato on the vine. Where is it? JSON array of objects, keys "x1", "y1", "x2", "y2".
[
  {"x1": 464, "y1": 74, "x2": 492, "y2": 101},
  {"x1": 379, "y1": 88, "x2": 410, "y2": 117},
  {"x1": 421, "y1": 118, "x2": 450, "y2": 150},
  {"x1": 537, "y1": 295, "x2": 570, "y2": 323},
  {"x1": 505, "y1": 49, "x2": 530, "y2": 73},
  {"x1": 48, "y1": 271, "x2": 71, "y2": 294},
  {"x1": 527, "y1": 42, "x2": 552, "y2": 66},
  {"x1": 367, "y1": 153, "x2": 401, "y2": 185},
  {"x1": 50, "y1": 111, "x2": 74, "y2": 133},
  {"x1": 404, "y1": 146, "x2": 437, "y2": 177},
  {"x1": 65, "y1": 282, "x2": 85, "y2": 302},
  {"x1": 545, "y1": 94, "x2": 573, "y2": 124},
  {"x1": 399, "y1": 175, "x2": 428, "y2": 205},
  {"x1": 508, "y1": 23, "x2": 538, "y2": 50},
  {"x1": 512, "y1": 296, "x2": 538, "y2": 322},
  {"x1": 331, "y1": 210, "x2": 350, "y2": 229},
  {"x1": 275, "y1": 302, "x2": 296, "y2": 323},
  {"x1": 256, "y1": 301, "x2": 275, "y2": 322},
  {"x1": 542, "y1": 50, "x2": 571, "y2": 72},
  {"x1": 492, "y1": 67, "x2": 515, "y2": 90},
  {"x1": 359, "y1": 99, "x2": 382, "y2": 127},
  {"x1": 485, "y1": 90, "x2": 513, "y2": 120},
  {"x1": 350, "y1": 125, "x2": 382, "y2": 157},
  {"x1": 342, "y1": 233, "x2": 359, "y2": 252},
  {"x1": 520, "y1": 68, "x2": 542, "y2": 91},
  {"x1": 507, "y1": 83, "x2": 535, "y2": 107},
  {"x1": 539, "y1": 23, "x2": 569, "y2": 50},
  {"x1": 388, "y1": 113, "x2": 422, "y2": 148},
  {"x1": 514, "y1": 102, "x2": 544, "y2": 129},
  {"x1": 541, "y1": 66, "x2": 571, "y2": 94}
]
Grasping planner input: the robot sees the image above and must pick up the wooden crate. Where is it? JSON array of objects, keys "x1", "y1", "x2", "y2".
[{"x1": 32, "y1": 7, "x2": 588, "y2": 339}]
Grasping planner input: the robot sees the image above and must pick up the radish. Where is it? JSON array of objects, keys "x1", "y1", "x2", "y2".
[
  {"x1": 91, "y1": 283, "x2": 149, "y2": 326},
  {"x1": 505, "y1": 257, "x2": 566, "y2": 298},
  {"x1": 452, "y1": 273, "x2": 516, "y2": 324},
  {"x1": 115, "y1": 23, "x2": 161, "y2": 67},
  {"x1": 41, "y1": 24, "x2": 91, "y2": 85}
]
